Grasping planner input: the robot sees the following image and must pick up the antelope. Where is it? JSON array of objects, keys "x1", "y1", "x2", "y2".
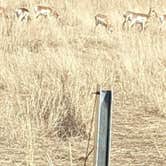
[
  {"x1": 34, "y1": 5, "x2": 59, "y2": 19},
  {"x1": 122, "y1": 8, "x2": 158, "y2": 31},
  {"x1": 15, "y1": 7, "x2": 31, "y2": 22},
  {"x1": 94, "y1": 14, "x2": 113, "y2": 32}
]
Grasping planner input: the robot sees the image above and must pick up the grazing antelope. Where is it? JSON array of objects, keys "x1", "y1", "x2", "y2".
[
  {"x1": 122, "y1": 8, "x2": 158, "y2": 31},
  {"x1": 94, "y1": 14, "x2": 113, "y2": 32},
  {"x1": 34, "y1": 5, "x2": 59, "y2": 19},
  {"x1": 15, "y1": 7, "x2": 31, "y2": 22}
]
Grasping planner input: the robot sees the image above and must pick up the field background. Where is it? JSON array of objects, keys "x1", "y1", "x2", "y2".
[{"x1": 0, "y1": 0, "x2": 165, "y2": 165}]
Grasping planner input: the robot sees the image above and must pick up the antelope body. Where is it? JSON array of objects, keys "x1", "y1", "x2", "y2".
[
  {"x1": 15, "y1": 7, "x2": 31, "y2": 22},
  {"x1": 122, "y1": 8, "x2": 157, "y2": 31},
  {"x1": 95, "y1": 14, "x2": 113, "y2": 32},
  {"x1": 34, "y1": 5, "x2": 59, "y2": 19}
]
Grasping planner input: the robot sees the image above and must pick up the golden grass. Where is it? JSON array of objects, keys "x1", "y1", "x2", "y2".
[{"x1": 0, "y1": 0, "x2": 165, "y2": 165}]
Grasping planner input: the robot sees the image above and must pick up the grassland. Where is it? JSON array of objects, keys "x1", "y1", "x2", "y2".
[{"x1": 0, "y1": 0, "x2": 165, "y2": 165}]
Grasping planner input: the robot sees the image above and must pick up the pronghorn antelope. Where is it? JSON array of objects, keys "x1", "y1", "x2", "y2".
[
  {"x1": 95, "y1": 14, "x2": 113, "y2": 32},
  {"x1": 15, "y1": 7, "x2": 31, "y2": 22},
  {"x1": 34, "y1": 5, "x2": 59, "y2": 19},
  {"x1": 122, "y1": 8, "x2": 158, "y2": 31}
]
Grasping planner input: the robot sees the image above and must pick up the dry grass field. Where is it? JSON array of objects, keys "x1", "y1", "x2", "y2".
[{"x1": 0, "y1": 0, "x2": 165, "y2": 165}]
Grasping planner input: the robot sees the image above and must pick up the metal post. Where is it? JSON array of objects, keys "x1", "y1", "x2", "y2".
[{"x1": 94, "y1": 90, "x2": 113, "y2": 166}]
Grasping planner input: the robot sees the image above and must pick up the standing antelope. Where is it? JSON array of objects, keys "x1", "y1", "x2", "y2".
[
  {"x1": 15, "y1": 7, "x2": 31, "y2": 22},
  {"x1": 122, "y1": 8, "x2": 158, "y2": 31},
  {"x1": 94, "y1": 14, "x2": 113, "y2": 32},
  {"x1": 34, "y1": 5, "x2": 59, "y2": 19}
]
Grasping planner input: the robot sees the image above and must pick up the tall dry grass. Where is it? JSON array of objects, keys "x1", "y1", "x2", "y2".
[{"x1": 0, "y1": 0, "x2": 165, "y2": 165}]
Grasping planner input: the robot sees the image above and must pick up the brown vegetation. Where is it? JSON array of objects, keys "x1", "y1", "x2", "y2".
[{"x1": 0, "y1": 0, "x2": 165, "y2": 165}]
